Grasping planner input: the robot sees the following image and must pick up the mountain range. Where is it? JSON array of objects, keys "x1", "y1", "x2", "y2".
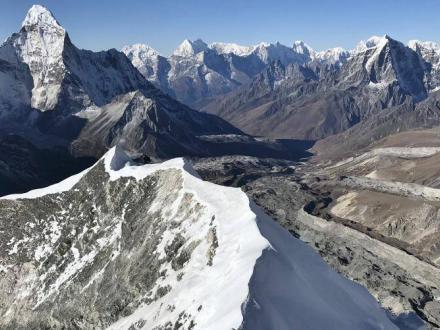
[
  {"x1": 0, "y1": 5, "x2": 240, "y2": 157},
  {"x1": 123, "y1": 34, "x2": 440, "y2": 146},
  {"x1": 0, "y1": 5, "x2": 307, "y2": 196},
  {"x1": 122, "y1": 39, "x2": 349, "y2": 108},
  {"x1": 122, "y1": 28, "x2": 440, "y2": 329},
  {"x1": 202, "y1": 35, "x2": 440, "y2": 141},
  {"x1": 2, "y1": 4, "x2": 440, "y2": 329}
]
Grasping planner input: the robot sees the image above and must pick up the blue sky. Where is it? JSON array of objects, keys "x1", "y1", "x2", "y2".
[{"x1": 1, "y1": 0, "x2": 439, "y2": 55}]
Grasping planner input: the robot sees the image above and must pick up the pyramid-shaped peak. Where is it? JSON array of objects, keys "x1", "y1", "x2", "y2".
[
  {"x1": 173, "y1": 39, "x2": 208, "y2": 57},
  {"x1": 22, "y1": 5, "x2": 63, "y2": 29}
]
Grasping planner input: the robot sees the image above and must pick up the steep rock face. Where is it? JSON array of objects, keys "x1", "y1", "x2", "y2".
[
  {"x1": 0, "y1": 58, "x2": 32, "y2": 120},
  {"x1": 339, "y1": 36, "x2": 427, "y2": 101},
  {"x1": 3, "y1": 5, "x2": 67, "y2": 111},
  {"x1": 0, "y1": 5, "x2": 149, "y2": 116},
  {"x1": 203, "y1": 35, "x2": 438, "y2": 140},
  {"x1": 292, "y1": 40, "x2": 316, "y2": 61},
  {"x1": 71, "y1": 91, "x2": 241, "y2": 159},
  {"x1": 0, "y1": 147, "x2": 398, "y2": 329},
  {"x1": 409, "y1": 40, "x2": 440, "y2": 93},
  {"x1": 0, "y1": 5, "x2": 149, "y2": 123},
  {"x1": 0, "y1": 5, "x2": 243, "y2": 162},
  {"x1": 313, "y1": 91, "x2": 440, "y2": 160}
]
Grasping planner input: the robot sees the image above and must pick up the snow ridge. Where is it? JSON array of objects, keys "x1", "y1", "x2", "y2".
[
  {"x1": 103, "y1": 147, "x2": 269, "y2": 330},
  {"x1": 173, "y1": 39, "x2": 209, "y2": 57}
]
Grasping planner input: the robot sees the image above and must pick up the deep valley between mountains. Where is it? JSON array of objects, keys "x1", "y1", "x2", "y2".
[{"x1": 1, "y1": 3, "x2": 440, "y2": 330}]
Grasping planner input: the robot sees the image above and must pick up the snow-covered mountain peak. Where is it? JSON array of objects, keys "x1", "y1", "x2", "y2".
[
  {"x1": 0, "y1": 4, "x2": 161, "y2": 115},
  {"x1": 367, "y1": 35, "x2": 389, "y2": 47},
  {"x1": 209, "y1": 42, "x2": 254, "y2": 56},
  {"x1": 122, "y1": 43, "x2": 161, "y2": 68},
  {"x1": 315, "y1": 47, "x2": 350, "y2": 65},
  {"x1": 254, "y1": 41, "x2": 270, "y2": 48},
  {"x1": 22, "y1": 4, "x2": 63, "y2": 31},
  {"x1": 354, "y1": 35, "x2": 389, "y2": 53},
  {"x1": 292, "y1": 40, "x2": 315, "y2": 56},
  {"x1": 2, "y1": 4, "x2": 67, "y2": 111},
  {"x1": 349, "y1": 35, "x2": 428, "y2": 100},
  {"x1": 252, "y1": 41, "x2": 311, "y2": 65},
  {"x1": 332, "y1": 46, "x2": 348, "y2": 53},
  {"x1": 408, "y1": 40, "x2": 440, "y2": 91},
  {"x1": 122, "y1": 43, "x2": 160, "y2": 58},
  {"x1": 173, "y1": 38, "x2": 208, "y2": 57},
  {"x1": 408, "y1": 40, "x2": 440, "y2": 53}
]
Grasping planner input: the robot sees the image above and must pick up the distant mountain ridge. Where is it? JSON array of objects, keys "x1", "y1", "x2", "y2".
[
  {"x1": 124, "y1": 36, "x2": 440, "y2": 115},
  {"x1": 122, "y1": 39, "x2": 349, "y2": 107},
  {"x1": 202, "y1": 35, "x2": 440, "y2": 140}
]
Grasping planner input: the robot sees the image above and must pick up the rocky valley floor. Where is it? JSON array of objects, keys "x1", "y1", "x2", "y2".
[{"x1": 193, "y1": 129, "x2": 440, "y2": 329}]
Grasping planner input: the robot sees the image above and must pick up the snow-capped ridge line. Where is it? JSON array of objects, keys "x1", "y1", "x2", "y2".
[
  {"x1": 0, "y1": 166, "x2": 93, "y2": 200},
  {"x1": 173, "y1": 38, "x2": 209, "y2": 57},
  {"x1": 0, "y1": 148, "x2": 112, "y2": 200},
  {"x1": 101, "y1": 147, "x2": 269, "y2": 330},
  {"x1": 209, "y1": 41, "x2": 254, "y2": 56},
  {"x1": 121, "y1": 43, "x2": 161, "y2": 58}
]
